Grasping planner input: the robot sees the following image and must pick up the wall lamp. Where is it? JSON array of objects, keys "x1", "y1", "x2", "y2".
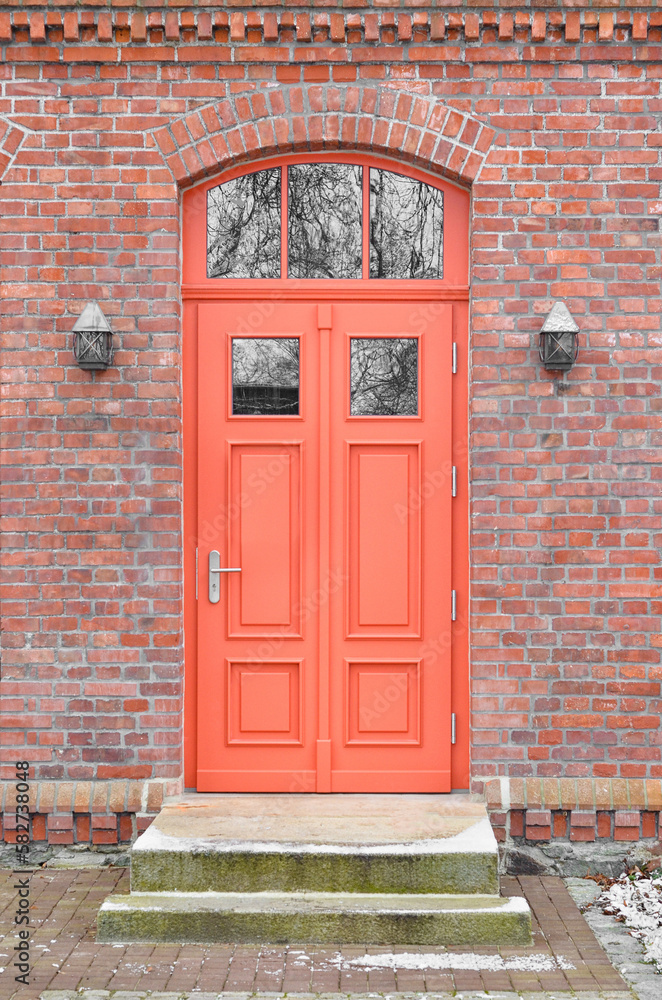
[
  {"x1": 72, "y1": 301, "x2": 114, "y2": 371},
  {"x1": 539, "y1": 302, "x2": 579, "y2": 372}
]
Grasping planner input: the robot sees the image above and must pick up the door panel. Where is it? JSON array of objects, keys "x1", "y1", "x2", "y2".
[
  {"x1": 328, "y1": 303, "x2": 452, "y2": 791},
  {"x1": 349, "y1": 445, "x2": 420, "y2": 634},
  {"x1": 197, "y1": 299, "x2": 452, "y2": 792},
  {"x1": 197, "y1": 302, "x2": 318, "y2": 791},
  {"x1": 228, "y1": 445, "x2": 301, "y2": 634}
]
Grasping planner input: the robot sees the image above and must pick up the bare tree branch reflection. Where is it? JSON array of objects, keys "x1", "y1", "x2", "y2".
[
  {"x1": 288, "y1": 163, "x2": 362, "y2": 279},
  {"x1": 350, "y1": 338, "x2": 418, "y2": 416},
  {"x1": 370, "y1": 169, "x2": 444, "y2": 279},
  {"x1": 207, "y1": 170, "x2": 281, "y2": 278},
  {"x1": 232, "y1": 338, "x2": 299, "y2": 415}
]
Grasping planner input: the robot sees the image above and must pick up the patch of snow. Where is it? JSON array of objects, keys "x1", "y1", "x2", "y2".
[
  {"x1": 133, "y1": 816, "x2": 497, "y2": 855},
  {"x1": 337, "y1": 952, "x2": 575, "y2": 972},
  {"x1": 599, "y1": 871, "x2": 662, "y2": 971}
]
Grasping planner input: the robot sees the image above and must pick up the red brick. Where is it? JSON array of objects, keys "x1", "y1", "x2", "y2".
[
  {"x1": 263, "y1": 14, "x2": 278, "y2": 42},
  {"x1": 531, "y1": 13, "x2": 546, "y2": 42},
  {"x1": 553, "y1": 811, "x2": 569, "y2": 838},
  {"x1": 571, "y1": 826, "x2": 596, "y2": 842},
  {"x1": 32, "y1": 814, "x2": 46, "y2": 841},
  {"x1": 48, "y1": 831, "x2": 74, "y2": 845},
  {"x1": 119, "y1": 814, "x2": 134, "y2": 842},
  {"x1": 330, "y1": 14, "x2": 345, "y2": 43},
  {"x1": 526, "y1": 826, "x2": 552, "y2": 842},
  {"x1": 398, "y1": 15, "x2": 412, "y2": 42},
  {"x1": 464, "y1": 14, "x2": 479, "y2": 41},
  {"x1": 565, "y1": 12, "x2": 581, "y2": 42},
  {"x1": 75, "y1": 815, "x2": 91, "y2": 842},
  {"x1": 632, "y1": 13, "x2": 648, "y2": 41},
  {"x1": 29, "y1": 13, "x2": 45, "y2": 42},
  {"x1": 642, "y1": 811, "x2": 657, "y2": 839},
  {"x1": 597, "y1": 812, "x2": 612, "y2": 839},
  {"x1": 230, "y1": 13, "x2": 244, "y2": 42},
  {"x1": 197, "y1": 13, "x2": 212, "y2": 41},
  {"x1": 296, "y1": 14, "x2": 311, "y2": 41},
  {"x1": 599, "y1": 13, "x2": 614, "y2": 41},
  {"x1": 98, "y1": 12, "x2": 112, "y2": 42},
  {"x1": 430, "y1": 14, "x2": 444, "y2": 41},
  {"x1": 615, "y1": 827, "x2": 640, "y2": 842},
  {"x1": 63, "y1": 12, "x2": 78, "y2": 42},
  {"x1": 92, "y1": 830, "x2": 118, "y2": 845},
  {"x1": 165, "y1": 12, "x2": 179, "y2": 42},
  {"x1": 571, "y1": 811, "x2": 597, "y2": 827},
  {"x1": 131, "y1": 13, "x2": 146, "y2": 42},
  {"x1": 509, "y1": 810, "x2": 524, "y2": 838}
]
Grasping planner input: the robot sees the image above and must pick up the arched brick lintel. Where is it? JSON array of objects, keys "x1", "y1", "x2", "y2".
[
  {"x1": 153, "y1": 84, "x2": 496, "y2": 190},
  {"x1": 0, "y1": 118, "x2": 26, "y2": 183}
]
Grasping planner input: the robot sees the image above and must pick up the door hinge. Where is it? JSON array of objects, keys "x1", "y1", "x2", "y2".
[
  {"x1": 195, "y1": 547, "x2": 198, "y2": 601},
  {"x1": 452, "y1": 342, "x2": 457, "y2": 374},
  {"x1": 452, "y1": 466, "x2": 457, "y2": 497},
  {"x1": 451, "y1": 712, "x2": 457, "y2": 745},
  {"x1": 451, "y1": 589, "x2": 457, "y2": 621}
]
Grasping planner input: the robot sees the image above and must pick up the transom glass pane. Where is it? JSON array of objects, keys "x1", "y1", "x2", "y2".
[
  {"x1": 207, "y1": 169, "x2": 281, "y2": 278},
  {"x1": 288, "y1": 163, "x2": 362, "y2": 279},
  {"x1": 232, "y1": 338, "x2": 299, "y2": 415},
  {"x1": 350, "y1": 338, "x2": 418, "y2": 416},
  {"x1": 369, "y1": 168, "x2": 444, "y2": 279}
]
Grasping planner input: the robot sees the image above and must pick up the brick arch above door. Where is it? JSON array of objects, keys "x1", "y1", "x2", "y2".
[
  {"x1": 152, "y1": 84, "x2": 497, "y2": 190},
  {"x1": 0, "y1": 117, "x2": 26, "y2": 182}
]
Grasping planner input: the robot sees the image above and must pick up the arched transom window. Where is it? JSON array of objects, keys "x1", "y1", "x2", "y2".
[{"x1": 206, "y1": 163, "x2": 444, "y2": 281}]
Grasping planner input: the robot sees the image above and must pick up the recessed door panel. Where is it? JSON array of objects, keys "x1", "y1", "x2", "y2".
[
  {"x1": 228, "y1": 445, "x2": 301, "y2": 634},
  {"x1": 349, "y1": 446, "x2": 420, "y2": 633},
  {"x1": 227, "y1": 660, "x2": 302, "y2": 744},
  {"x1": 347, "y1": 660, "x2": 420, "y2": 744},
  {"x1": 359, "y1": 453, "x2": 409, "y2": 626}
]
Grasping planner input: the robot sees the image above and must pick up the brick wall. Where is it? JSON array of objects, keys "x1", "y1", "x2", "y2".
[
  {"x1": 486, "y1": 777, "x2": 662, "y2": 844},
  {"x1": 1, "y1": 5, "x2": 662, "y2": 843}
]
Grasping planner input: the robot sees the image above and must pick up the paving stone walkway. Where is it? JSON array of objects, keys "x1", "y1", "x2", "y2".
[
  {"x1": 0, "y1": 867, "x2": 631, "y2": 1000},
  {"x1": 38, "y1": 993, "x2": 638, "y2": 1000},
  {"x1": 565, "y1": 878, "x2": 660, "y2": 1000}
]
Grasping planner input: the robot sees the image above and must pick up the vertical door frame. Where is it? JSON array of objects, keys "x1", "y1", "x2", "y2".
[{"x1": 182, "y1": 153, "x2": 471, "y2": 791}]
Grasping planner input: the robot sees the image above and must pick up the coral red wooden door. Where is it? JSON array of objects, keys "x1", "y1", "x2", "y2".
[{"x1": 197, "y1": 299, "x2": 453, "y2": 792}]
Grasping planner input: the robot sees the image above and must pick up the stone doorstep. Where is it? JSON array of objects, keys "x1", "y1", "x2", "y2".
[
  {"x1": 97, "y1": 889, "x2": 532, "y2": 946},
  {"x1": 96, "y1": 792, "x2": 532, "y2": 946},
  {"x1": 130, "y1": 791, "x2": 499, "y2": 895}
]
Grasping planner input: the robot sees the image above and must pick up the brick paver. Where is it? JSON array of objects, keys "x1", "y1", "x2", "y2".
[{"x1": 0, "y1": 869, "x2": 629, "y2": 1000}]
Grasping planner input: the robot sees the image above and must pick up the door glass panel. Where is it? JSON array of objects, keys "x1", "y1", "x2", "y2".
[
  {"x1": 288, "y1": 163, "x2": 362, "y2": 279},
  {"x1": 207, "y1": 169, "x2": 281, "y2": 278},
  {"x1": 232, "y1": 338, "x2": 299, "y2": 415},
  {"x1": 350, "y1": 338, "x2": 418, "y2": 416},
  {"x1": 369, "y1": 168, "x2": 444, "y2": 279}
]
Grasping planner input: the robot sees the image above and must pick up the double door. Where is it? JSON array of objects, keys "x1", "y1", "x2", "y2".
[{"x1": 197, "y1": 299, "x2": 453, "y2": 791}]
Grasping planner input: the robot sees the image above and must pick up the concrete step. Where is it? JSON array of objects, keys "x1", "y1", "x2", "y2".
[
  {"x1": 130, "y1": 793, "x2": 499, "y2": 896},
  {"x1": 98, "y1": 889, "x2": 532, "y2": 946}
]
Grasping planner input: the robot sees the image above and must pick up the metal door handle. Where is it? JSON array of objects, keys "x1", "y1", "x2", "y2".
[{"x1": 208, "y1": 550, "x2": 241, "y2": 603}]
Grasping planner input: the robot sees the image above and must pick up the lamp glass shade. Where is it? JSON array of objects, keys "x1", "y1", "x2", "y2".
[
  {"x1": 539, "y1": 302, "x2": 579, "y2": 372},
  {"x1": 72, "y1": 302, "x2": 114, "y2": 370},
  {"x1": 538, "y1": 329, "x2": 579, "y2": 371}
]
